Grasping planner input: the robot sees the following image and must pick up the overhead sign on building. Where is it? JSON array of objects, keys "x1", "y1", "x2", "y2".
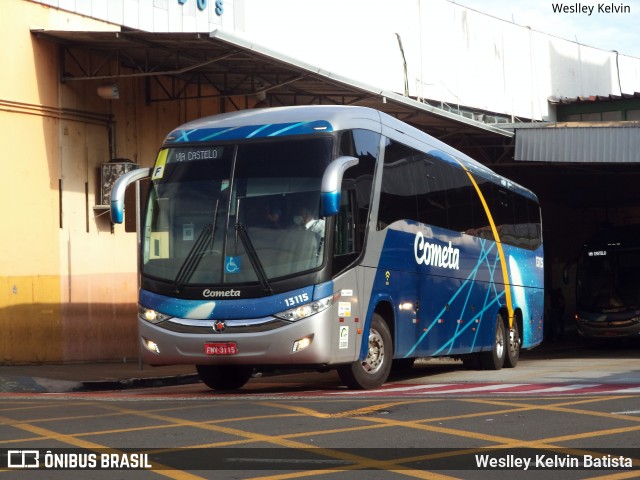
[{"x1": 31, "y1": 0, "x2": 226, "y2": 32}]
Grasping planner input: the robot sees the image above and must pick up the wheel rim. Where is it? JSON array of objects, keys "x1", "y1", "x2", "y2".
[
  {"x1": 361, "y1": 327, "x2": 385, "y2": 374},
  {"x1": 496, "y1": 324, "x2": 505, "y2": 359},
  {"x1": 508, "y1": 328, "x2": 519, "y2": 357}
]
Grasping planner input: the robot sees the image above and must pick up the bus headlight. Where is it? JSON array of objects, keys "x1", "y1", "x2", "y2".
[
  {"x1": 274, "y1": 294, "x2": 334, "y2": 322},
  {"x1": 292, "y1": 335, "x2": 314, "y2": 353},
  {"x1": 143, "y1": 338, "x2": 161, "y2": 354},
  {"x1": 138, "y1": 305, "x2": 173, "y2": 324}
]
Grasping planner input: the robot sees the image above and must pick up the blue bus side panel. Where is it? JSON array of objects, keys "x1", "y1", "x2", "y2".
[
  {"x1": 504, "y1": 243, "x2": 545, "y2": 347},
  {"x1": 365, "y1": 222, "x2": 543, "y2": 359}
]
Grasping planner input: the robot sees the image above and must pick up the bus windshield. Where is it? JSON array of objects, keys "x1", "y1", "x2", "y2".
[
  {"x1": 576, "y1": 248, "x2": 640, "y2": 311},
  {"x1": 142, "y1": 137, "x2": 333, "y2": 290}
]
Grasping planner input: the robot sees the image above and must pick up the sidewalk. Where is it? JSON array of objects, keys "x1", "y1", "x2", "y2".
[{"x1": 0, "y1": 361, "x2": 199, "y2": 393}]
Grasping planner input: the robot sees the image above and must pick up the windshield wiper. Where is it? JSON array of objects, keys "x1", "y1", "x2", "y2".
[
  {"x1": 235, "y1": 224, "x2": 273, "y2": 293},
  {"x1": 173, "y1": 224, "x2": 213, "y2": 293},
  {"x1": 234, "y1": 198, "x2": 273, "y2": 293},
  {"x1": 173, "y1": 200, "x2": 220, "y2": 293}
]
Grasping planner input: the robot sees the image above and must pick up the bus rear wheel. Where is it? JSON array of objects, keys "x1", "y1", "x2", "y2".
[
  {"x1": 480, "y1": 316, "x2": 506, "y2": 370},
  {"x1": 504, "y1": 320, "x2": 520, "y2": 368},
  {"x1": 338, "y1": 314, "x2": 393, "y2": 390},
  {"x1": 196, "y1": 364, "x2": 253, "y2": 390}
]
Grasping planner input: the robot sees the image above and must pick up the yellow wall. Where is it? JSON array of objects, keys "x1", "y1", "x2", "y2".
[
  {"x1": 1, "y1": 1, "x2": 248, "y2": 363},
  {"x1": 1, "y1": 2, "x2": 123, "y2": 362}
]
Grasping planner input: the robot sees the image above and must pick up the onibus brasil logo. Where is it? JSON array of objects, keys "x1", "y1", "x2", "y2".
[{"x1": 6, "y1": 449, "x2": 152, "y2": 470}]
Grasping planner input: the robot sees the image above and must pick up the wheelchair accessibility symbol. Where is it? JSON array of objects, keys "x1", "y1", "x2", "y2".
[{"x1": 225, "y1": 256, "x2": 242, "y2": 274}]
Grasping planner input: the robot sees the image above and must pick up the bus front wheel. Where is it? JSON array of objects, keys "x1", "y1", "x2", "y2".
[
  {"x1": 196, "y1": 364, "x2": 253, "y2": 390},
  {"x1": 338, "y1": 314, "x2": 393, "y2": 390}
]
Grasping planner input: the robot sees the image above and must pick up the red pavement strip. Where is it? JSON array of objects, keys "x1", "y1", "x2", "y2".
[
  {"x1": 2, "y1": 382, "x2": 640, "y2": 398},
  {"x1": 324, "y1": 383, "x2": 640, "y2": 396}
]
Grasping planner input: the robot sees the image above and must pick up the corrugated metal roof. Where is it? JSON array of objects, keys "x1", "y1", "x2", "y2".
[
  {"x1": 515, "y1": 124, "x2": 640, "y2": 163},
  {"x1": 549, "y1": 92, "x2": 640, "y2": 105}
]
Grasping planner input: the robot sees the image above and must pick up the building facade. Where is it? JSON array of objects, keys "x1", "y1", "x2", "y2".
[{"x1": 1, "y1": 1, "x2": 247, "y2": 362}]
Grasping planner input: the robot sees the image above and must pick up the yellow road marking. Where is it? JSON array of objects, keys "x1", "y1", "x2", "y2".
[
  {"x1": 257, "y1": 400, "x2": 415, "y2": 418},
  {"x1": 587, "y1": 472, "x2": 640, "y2": 480},
  {"x1": 93, "y1": 403, "x2": 458, "y2": 479},
  {"x1": 3, "y1": 394, "x2": 639, "y2": 479},
  {"x1": 464, "y1": 396, "x2": 640, "y2": 423}
]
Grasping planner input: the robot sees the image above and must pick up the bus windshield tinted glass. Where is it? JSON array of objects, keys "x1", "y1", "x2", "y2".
[
  {"x1": 577, "y1": 249, "x2": 640, "y2": 311},
  {"x1": 142, "y1": 137, "x2": 332, "y2": 288}
]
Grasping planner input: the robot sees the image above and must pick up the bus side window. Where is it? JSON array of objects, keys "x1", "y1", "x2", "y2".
[
  {"x1": 333, "y1": 129, "x2": 379, "y2": 274},
  {"x1": 493, "y1": 186, "x2": 515, "y2": 243},
  {"x1": 417, "y1": 158, "x2": 448, "y2": 230},
  {"x1": 414, "y1": 150, "x2": 494, "y2": 240},
  {"x1": 528, "y1": 201, "x2": 543, "y2": 250},
  {"x1": 477, "y1": 180, "x2": 542, "y2": 250},
  {"x1": 337, "y1": 129, "x2": 378, "y2": 242},
  {"x1": 377, "y1": 139, "x2": 420, "y2": 229}
]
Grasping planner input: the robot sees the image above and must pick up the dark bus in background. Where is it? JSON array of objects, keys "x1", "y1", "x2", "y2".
[{"x1": 574, "y1": 224, "x2": 640, "y2": 339}]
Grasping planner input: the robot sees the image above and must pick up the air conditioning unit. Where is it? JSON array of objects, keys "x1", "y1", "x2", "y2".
[{"x1": 99, "y1": 159, "x2": 139, "y2": 207}]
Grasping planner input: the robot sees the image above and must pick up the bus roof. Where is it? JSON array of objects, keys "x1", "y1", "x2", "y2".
[{"x1": 164, "y1": 105, "x2": 538, "y2": 202}]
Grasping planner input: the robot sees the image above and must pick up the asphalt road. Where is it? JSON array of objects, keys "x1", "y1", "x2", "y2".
[{"x1": 2, "y1": 338, "x2": 639, "y2": 479}]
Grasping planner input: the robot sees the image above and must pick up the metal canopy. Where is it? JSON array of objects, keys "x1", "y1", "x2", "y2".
[
  {"x1": 515, "y1": 124, "x2": 640, "y2": 163},
  {"x1": 32, "y1": 28, "x2": 512, "y2": 160}
]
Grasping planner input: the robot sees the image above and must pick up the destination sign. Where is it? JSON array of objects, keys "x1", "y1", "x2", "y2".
[{"x1": 171, "y1": 147, "x2": 224, "y2": 162}]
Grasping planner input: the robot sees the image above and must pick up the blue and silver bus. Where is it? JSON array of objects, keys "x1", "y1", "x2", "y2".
[{"x1": 111, "y1": 106, "x2": 544, "y2": 390}]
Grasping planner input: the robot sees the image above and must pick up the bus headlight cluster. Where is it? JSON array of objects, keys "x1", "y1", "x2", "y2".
[
  {"x1": 138, "y1": 305, "x2": 173, "y2": 324},
  {"x1": 274, "y1": 294, "x2": 334, "y2": 322}
]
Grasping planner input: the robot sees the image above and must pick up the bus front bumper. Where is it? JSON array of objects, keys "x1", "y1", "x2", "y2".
[
  {"x1": 576, "y1": 314, "x2": 640, "y2": 339},
  {"x1": 137, "y1": 311, "x2": 354, "y2": 367}
]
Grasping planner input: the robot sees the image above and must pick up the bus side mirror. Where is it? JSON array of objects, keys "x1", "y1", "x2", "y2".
[
  {"x1": 110, "y1": 167, "x2": 151, "y2": 223},
  {"x1": 320, "y1": 156, "x2": 359, "y2": 217}
]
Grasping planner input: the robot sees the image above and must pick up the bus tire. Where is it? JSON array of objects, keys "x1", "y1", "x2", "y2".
[
  {"x1": 196, "y1": 364, "x2": 253, "y2": 390},
  {"x1": 504, "y1": 319, "x2": 520, "y2": 368},
  {"x1": 480, "y1": 316, "x2": 506, "y2": 370},
  {"x1": 337, "y1": 314, "x2": 393, "y2": 390}
]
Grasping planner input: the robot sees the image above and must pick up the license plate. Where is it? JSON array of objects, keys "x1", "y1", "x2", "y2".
[{"x1": 204, "y1": 342, "x2": 238, "y2": 355}]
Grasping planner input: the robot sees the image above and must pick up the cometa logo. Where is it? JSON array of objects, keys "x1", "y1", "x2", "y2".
[
  {"x1": 203, "y1": 289, "x2": 241, "y2": 298},
  {"x1": 414, "y1": 232, "x2": 460, "y2": 270}
]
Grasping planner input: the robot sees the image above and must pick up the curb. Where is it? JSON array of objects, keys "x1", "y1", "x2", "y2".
[
  {"x1": 0, "y1": 374, "x2": 201, "y2": 394},
  {"x1": 75, "y1": 374, "x2": 201, "y2": 392}
]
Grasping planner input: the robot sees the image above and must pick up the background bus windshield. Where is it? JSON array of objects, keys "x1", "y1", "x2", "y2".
[
  {"x1": 577, "y1": 249, "x2": 640, "y2": 311},
  {"x1": 142, "y1": 137, "x2": 333, "y2": 290}
]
